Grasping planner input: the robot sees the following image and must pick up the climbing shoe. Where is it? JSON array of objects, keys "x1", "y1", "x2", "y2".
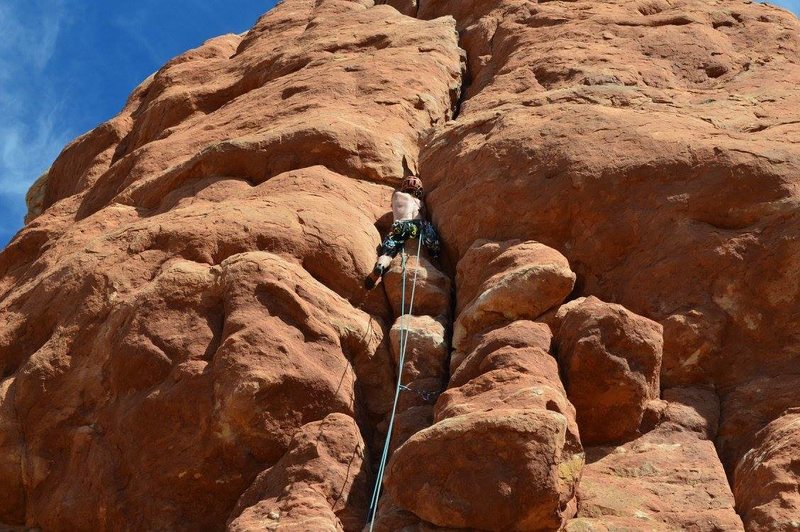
[{"x1": 364, "y1": 264, "x2": 387, "y2": 290}]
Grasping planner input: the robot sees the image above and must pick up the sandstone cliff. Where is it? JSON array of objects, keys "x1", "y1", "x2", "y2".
[{"x1": 2, "y1": 0, "x2": 800, "y2": 530}]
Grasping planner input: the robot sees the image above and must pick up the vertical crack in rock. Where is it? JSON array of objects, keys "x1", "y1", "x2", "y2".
[
  {"x1": 0, "y1": 1, "x2": 464, "y2": 530},
  {"x1": 380, "y1": 240, "x2": 583, "y2": 530},
  {"x1": 2, "y1": 0, "x2": 800, "y2": 530},
  {"x1": 410, "y1": 0, "x2": 800, "y2": 529},
  {"x1": 449, "y1": 63, "x2": 471, "y2": 122}
]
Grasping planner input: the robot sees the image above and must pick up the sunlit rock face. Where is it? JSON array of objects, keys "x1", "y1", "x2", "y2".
[{"x1": 2, "y1": 0, "x2": 800, "y2": 530}]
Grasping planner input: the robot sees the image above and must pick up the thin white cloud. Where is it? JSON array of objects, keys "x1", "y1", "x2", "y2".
[
  {"x1": 0, "y1": 101, "x2": 69, "y2": 195},
  {"x1": 0, "y1": 0, "x2": 70, "y2": 206},
  {"x1": 0, "y1": 0, "x2": 65, "y2": 73}
]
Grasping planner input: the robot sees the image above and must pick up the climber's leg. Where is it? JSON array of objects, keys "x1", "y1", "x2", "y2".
[
  {"x1": 365, "y1": 237, "x2": 402, "y2": 290},
  {"x1": 365, "y1": 221, "x2": 417, "y2": 289},
  {"x1": 421, "y1": 220, "x2": 441, "y2": 260}
]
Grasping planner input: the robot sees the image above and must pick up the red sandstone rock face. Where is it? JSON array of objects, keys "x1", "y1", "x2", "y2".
[
  {"x1": 734, "y1": 409, "x2": 800, "y2": 530},
  {"x1": 384, "y1": 241, "x2": 582, "y2": 530},
  {"x1": 389, "y1": 315, "x2": 448, "y2": 385},
  {"x1": 386, "y1": 409, "x2": 581, "y2": 531},
  {"x1": 227, "y1": 413, "x2": 368, "y2": 531},
  {"x1": 384, "y1": 256, "x2": 451, "y2": 318},
  {"x1": 0, "y1": 1, "x2": 462, "y2": 529},
  {"x1": 571, "y1": 427, "x2": 743, "y2": 531},
  {"x1": 420, "y1": 0, "x2": 800, "y2": 389},
  {"x1": 452, "y1": 239, "x2": 576, "y2": 352},
  {"x1": 568, "y1": 386, "x2": 743, "y2": 530},
  {"x1": 376, "y1": 0, "x2": 417, "y2": 18},
  {"x1": 556, "y1": 296, "x2": 663, "y2": 444},
  {"x1": 415, "y1": 0, "x2": 800, "y2": 527},
  {"x1": 2, "y1": 0, "x2": 800, "y2": 529}
]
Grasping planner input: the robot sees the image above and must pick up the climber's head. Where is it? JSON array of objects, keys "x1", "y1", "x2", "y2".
[{"x1": 400, "y1": 175, "x2": 424, "y2": 199}]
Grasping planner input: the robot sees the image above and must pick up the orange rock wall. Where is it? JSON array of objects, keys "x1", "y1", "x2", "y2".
[{"x1": 1, "y1": 0, "x2": 799, "y2": 530}]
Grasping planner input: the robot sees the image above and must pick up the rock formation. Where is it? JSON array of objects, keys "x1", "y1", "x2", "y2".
[
  {"x1": 1, "y1": 0, "x2": 799, "y2": 530},
  {"x1": 556, "y1": 296, "x2": 663, "y2": 445}
]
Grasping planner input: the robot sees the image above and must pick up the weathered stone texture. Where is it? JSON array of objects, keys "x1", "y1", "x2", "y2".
[
  {"x1": 3, "y1": 0, "x2": 800, "y2": 529},
  {"x1": 0, "y1": 1, "x2": 463, "y2": 529}
]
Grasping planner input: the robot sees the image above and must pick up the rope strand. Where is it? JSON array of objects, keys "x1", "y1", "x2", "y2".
[{"x1": 368, "y1": 233, "x2": 424, "y2": 530}]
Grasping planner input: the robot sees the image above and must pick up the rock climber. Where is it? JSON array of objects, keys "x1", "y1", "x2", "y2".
[{"x1": 364, "y1": 175, "x2": 441, "y2": 290}]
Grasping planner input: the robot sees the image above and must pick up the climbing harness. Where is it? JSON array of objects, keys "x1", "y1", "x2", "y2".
[{"x1": 367, "y1": 233, "x2": 424, "y2": 530}]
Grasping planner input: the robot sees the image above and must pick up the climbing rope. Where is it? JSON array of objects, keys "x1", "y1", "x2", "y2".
[{"x1": 367, "y1": 232, "x2": 424, "y2": 530}]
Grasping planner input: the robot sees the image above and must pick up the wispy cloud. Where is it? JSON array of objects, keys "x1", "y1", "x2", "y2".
[
  {"x1": 0, "y1": 2, "x2": 63, "y2": 71},
  {"x1": 0, "y1": 100, "x2": 69, "y2": 195},
  {"x1": 0, "y1": 0, "x2": 70, "y2": 230}
]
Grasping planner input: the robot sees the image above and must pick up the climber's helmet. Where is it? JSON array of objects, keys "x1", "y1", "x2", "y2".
[{"x1": 400, "y1": 175, "x2": 424, "y2": 199}]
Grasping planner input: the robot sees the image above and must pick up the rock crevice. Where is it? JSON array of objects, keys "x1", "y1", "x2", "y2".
[{"x1": 2, "y1": 0, "x2": 800, "y2": 530}]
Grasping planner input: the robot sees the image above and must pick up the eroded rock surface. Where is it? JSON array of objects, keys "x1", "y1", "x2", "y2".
[
  {"x1": 384, "y1": 241, "x2": 582, "y2": 530},
  {"x1": 2, "y1": 0, "x2": 800, "y2": 529},
  {"x1": 389, "y1": 315, "x2": 448, "y2": 385},
  {"x1": 384, "y1": 255, "x2": 451, "y2": 318},
  {"x1": 386, "y1": 297, "x2": 450, "y2": 453},
  {"x1": 568, "y1": 386, "x2": 743, "y2": 530},
  {"x1": 0, "y1": 1, "x2": 462, "y2": 530},
  {"x1": 416, "y1": 0, "x2": 800, "y2": 526},
  {"x1": 453, "y1": 239, "x2": 576, "y2": 352},
  {"x1": 571, "y1": 429, "x2": 744, "y2": 531},
  {"x1": 227, "y1": 413, "x2": 368, "y2": 531},
  {"x1": 386, "y1": 409, "x2": 581, "y2": 531},
  {"x1": 556, "y1": 296, "x2": 663, "y2": 444},
  {"x1": 733, "y1": 409, "x2": 800, "y2": 531}
]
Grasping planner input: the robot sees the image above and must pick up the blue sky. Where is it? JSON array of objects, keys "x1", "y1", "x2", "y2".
[
  {"x1": 0, "y1": 0, "x2": 278, "y2": 247},
  {"x1": 776, "y1": 0, "x2": 800, "y2": 13},
  {"x1": 0, "y1": 0, "x2": 798, "y2": 248}
]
